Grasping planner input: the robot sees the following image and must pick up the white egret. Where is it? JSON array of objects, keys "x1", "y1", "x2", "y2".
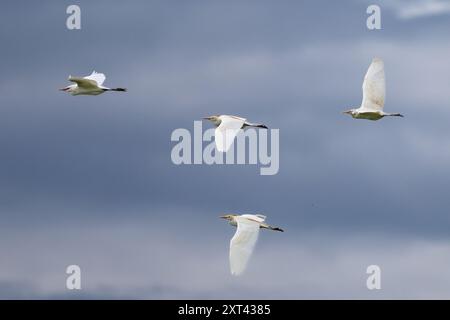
[
  {"x1": 220, "y1": 214, "x2": 283, "y2": 276},
  {"x1": 342, "y1": 58, "x2": 403, "y2": 120},
  {"x1": 203, "y1": 115, "x2": 268, "y2": 152},
  {"x1": 59, "y1": 71, "x2": 127, "y2": 96}
]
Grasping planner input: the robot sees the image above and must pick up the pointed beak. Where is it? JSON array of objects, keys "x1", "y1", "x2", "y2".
[
  {"x1": 203, "y1": 117, "x2": 211, "y2": 120},
  {"x1": 219, "y1": 215, "x2": 228, "y2": 219},
  {"x1": 342, "y1": 110, "x2": 351, "y2": 115},
  {"x1": 59, "y1": 87, "x2": 67, "y2": 91}
]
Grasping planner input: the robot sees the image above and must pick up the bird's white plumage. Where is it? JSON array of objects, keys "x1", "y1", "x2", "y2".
[
  {"x1": 68, "y1": 77, "x2": 99, "y2": 90},
  {"x1": 84, "y1": 71, "x2": 106, "y2": 86},
  {"x1": 215, "y1": 115, "x2": 246, "y2": 152},
  {"x1": 240, "y1": 214, "x2": 266, "y2": 223},
  {"x1": 68, "y1": 71, "x2": 107, "y2": 90},
  {"x1": 62, "y1": 71, "x2": 126, "y2": 96},
  {"x1": 361, "y1": 58, "x2": 385, "y2": 112},
  {"x1": 229, "y1": 215, "x2": 261, "y2": 276}
]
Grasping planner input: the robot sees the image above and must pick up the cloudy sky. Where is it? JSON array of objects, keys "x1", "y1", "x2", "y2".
[{"x1": 1, "y1": 0, "x2": 450, "y2": 299}]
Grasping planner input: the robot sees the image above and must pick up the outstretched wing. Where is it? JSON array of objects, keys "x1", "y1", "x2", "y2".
[
  {"x1": 215, "y1": 115, "x2": 246, "y2": 152},
  {"x1": 68, "y1": 76, "x2": 99, "y2": 89},
  {"x1": 241, "y1": 214, "x2": 266, "y2": 223},
  {"x1": 361, "y1": 58, "x2": 385, "y2": 112},
  {"x1": 229, "y1": 216, "x2": 261, "y2": 276},
  {"x1": 84, "y1": 71, "x2": 106, "y2": 86}
]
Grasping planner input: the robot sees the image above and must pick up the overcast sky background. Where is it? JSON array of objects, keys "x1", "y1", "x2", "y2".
[{"x1": 1, "y1": 0, "x2": 450, "y2": 299}]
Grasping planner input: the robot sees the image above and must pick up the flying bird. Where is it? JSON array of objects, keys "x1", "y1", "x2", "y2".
[
  {"x1": 59, "y1": 71, "x2": 127, "y2": 96},
  {"x1": 220, "y1": 214, "x2": 283, "y2": 276},
  {"x1": 342, "y1": 58, "x2": 403, "y2": 120},
  {"x1": 203, "y1": 115, "x2": 268, "y2": 152}
]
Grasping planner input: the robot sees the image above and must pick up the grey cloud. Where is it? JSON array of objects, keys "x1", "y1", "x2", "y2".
[
  {"x1": 371, "y1": 0, "x2": 450, "y2": 20},
  {"x1": 2, "y1": 220, "x2": 450, "y2": 299}
]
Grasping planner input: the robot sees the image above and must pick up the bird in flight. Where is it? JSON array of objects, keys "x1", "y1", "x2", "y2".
[
  {"x1": 59, "y1": 71, "x2": 127, "y2": 96},
  {"x1": 220, "y1": 214, "x2": 283, "y2": 276},
  {"x1": 203, "y1": 115, "x2": 268, "y2": 152},
  {"x1": 342, "y1": 58, "x2": 403, "y2": 120}
]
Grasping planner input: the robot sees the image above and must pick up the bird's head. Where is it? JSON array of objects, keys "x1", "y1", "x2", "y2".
[
  {"x1": 59, "y1": 85, "x2": 75, "y2": 93},
  {"x1": 203, "y1": 115, "x2": 221, "y2": 126},
  {"x1": 220, "y1": 214, "x2": 238, "y2": 222},
  {"x1": 342, "y1": 109, "x2": 356, "y2": 117}
]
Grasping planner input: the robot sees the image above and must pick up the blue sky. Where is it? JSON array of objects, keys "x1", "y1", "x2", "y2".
[{"x1": 1, "y1": 0, "x2": 450, "y2": 299}]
